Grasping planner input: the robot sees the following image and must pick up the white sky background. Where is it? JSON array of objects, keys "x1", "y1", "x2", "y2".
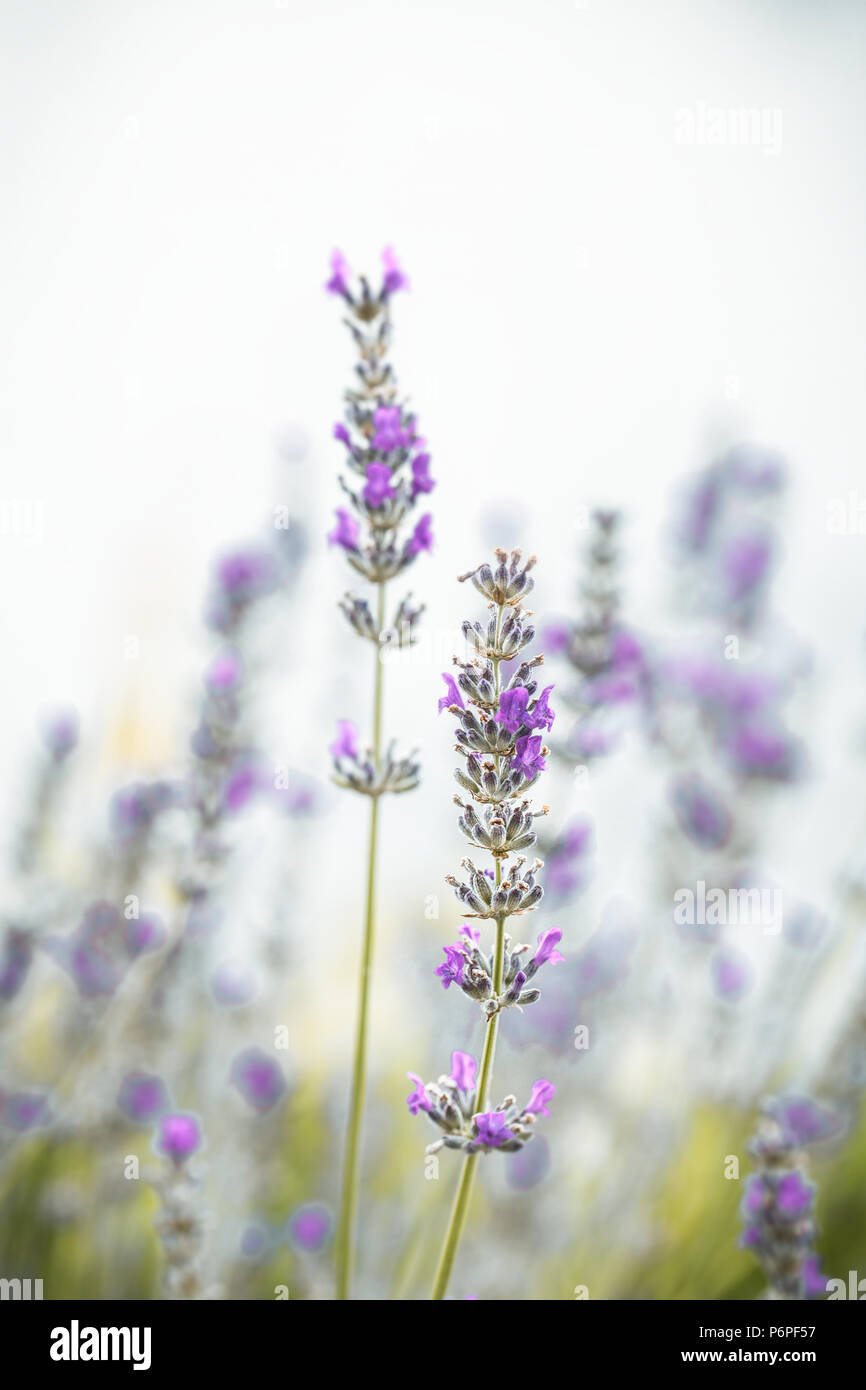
[{"x1": 1, "y1": 0, "x2": 866, "y2": 963}]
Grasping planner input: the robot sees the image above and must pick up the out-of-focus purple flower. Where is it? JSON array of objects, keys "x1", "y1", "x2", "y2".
[
  {"x1": 765, "y1": 1095, "x2": 842, "y2": 1147},
  {"x1": 216, "y1": 547, "x2": 278, "y2": 604},
  {"x1": 328, "y1": 507, "x2": 360, "y2": 551},
  {"x1": 547, "y1": 819, "x2": 593, "y2": 898},
  {"x1": 506, "y1": 1134, "x2": 551, "y2": 1190},
  {"x1": 524, "y1": 1080, "x2": 555, "y2": 1117},
  {"x1": 110, "y1": 783, "x2": 170, "y2": 844},
  {"x1": 406, "y1": 1073, "x2": 433, "y2": 1115},
  {"x1": 325, "y1": 249, "x2": 351, "y2": 297},
  {"x1": 240, "y1": 1223, "x2": 271, "y2": 1259},
  {"x1": 381, "y1": 245, "x2": 409, "y2": 296},
  {"x1": 801, "y1": 1256, "x2": 827, "y2": 1299},
  {"x1": 223, "y1": 754, "x2": 262, "y2": 813},
  {"x1": 541, "y1": 621, "x2": 571, "y2": 654},
  {"x1": 230, "y1": 1048, "x2": 286, "y2": 1113},
  {"x1": 333, "y1": 421, "x2": 352, "y2": 447},
  {"x1": 406, "y1": 513, "x2": 433, "y2": 558},
  {"x1": 330, "y1": 720, "x2": 358, "y2": 760},
  {"x1": 288, "y1": 1203, "x2": 332, "y2": 1252},
  {"x1": 206, "y1": 647, "x2": 243, "y2": 693},
  {"x1": 496, "y1": 686, "x2": 529, "y2": 732},
  {"x1": 676, "y1": 469, "x2": 722, "y2": 552},
  {"x1": 776, "y1": 1171, "x2": 814, "y2": 1217},
  {"x1": 1, "y1": 1091, "x2": 51, "y2": 1131},
  {"x1": 511, "y1": 734, "x2": 546, "y2": 779},
  {"x1": 210, "y1": 957, "x2": 259, "y2": 1007},
  {"x1": 450, "y1": 1051, "x2": 476, "y2": 1092},
  {"x1": 40, "y1": 708, "x2": 79, "y2": 761},
  {"x1": 362, "y1": 463, "x2": 396, "y2": 508},
  {"x1": 573, "y1": 898, "x2": 639, "y2": 999},
  {"x1": 712, "y1": 948, "x2": 752, "y2": 1001},
  {"x1": 728, "y1": 722, "x2": 797, "y2": 780},
  {"x1": 531, "y1": 928, "x2": 564, "y2": 968},
  {"x1": 724, "y1": 443, "x2": 785, "y2": 494},
  {"x1": 157, "y1": 1112, "x2": 201, "y2": 1165},
  {"x1": 722, "y1": 529, "x2": 773, "y2": 601},
  {"x1": 123, "y1": 912, "x2": 166, "y2": 958},
  {"x1": 671, "y1": 774, "x2": 732, "y2": 850},
  {"x1": 118, "y1": 1071, "x2": 169, "y2": 1124},
  {"x1": 0, "y1": 929, "x2": 33, "y2": 1001},
  {"x1": 435, "y1": 943, "x2": 466, "y2": 990},
  {"x1": 371, "y1": 406, "x2": 411, "y2": 453},
  {"x1": 43, "y1": 901, "x2": 125, "y2": 998},
  {"x1": 473, "y1": 1112, "x2": 514, "y2": 1148},
  {"x1": 411, "y1": 453, "x2": 435, "y2": 500}
]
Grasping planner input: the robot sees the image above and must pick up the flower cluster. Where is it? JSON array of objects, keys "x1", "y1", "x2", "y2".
[
  {"x1": 740, "y1": 1095, "x2": 840, "y2": 1299},
  {"x1": 407, "y1": 1052, "x2": 554, "y2": 1155},
  {"x1": 325, "y1": 247, "x2": 434, "y2": 591},
  {"x1": 409, "y1": 550, "x2": 559, "y2": 1175}
]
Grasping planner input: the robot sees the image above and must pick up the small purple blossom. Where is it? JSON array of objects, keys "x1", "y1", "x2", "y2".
[
  {"x1": 371, "y1": 406, "x2": 411, "y2": 453},
  {"x1": 496, "y1": 686, "x2": 530, "y2": 732},
  {"x1": 381, "y1": 245, "x2": 409, "y2": 296},
  {"x1": 206, "y1": 647, "x2": 243, "y2": 693},
  {"x1": 473, "y1": 1112, "x2": 514, "y2": 1149},
  {"x1": 362, "y1": 462, "x2": 397, "y2": 509},
  {"x1": 450, "y1": 1051, "x2": 476, "y2": 1093},
  {"x1": 328, "y1": 507, "x2": 360, "y2": 551},
  {"x1": 776, "y1": 1171, "x2": 814, "y2": 1217},
  {"x1": 156, "y1": 1112, "x2": 201, "y2": 1165},
  {"x1": 40, "y1": 708, "x2": 79, "y2": 761},
  {"x1": 511, "y1": 734, "x2": 546, "y2": 778},
  {"x1": 406, "y1": 1073, "x2": 433, "y2": 1115},
  {"x1": 1, "y1": 1091, "x2": 51, "y2": 1132},
  {"x1": 288, "y1": 1203, "x2": 332, "y2": 1252},
  {"x1": 325, "y1": 249, "x2": 351, "y2": 297},
  {"x1": 118, "y1": 1072, "x2": 169, "y2": 1124},
  {"x1": 438, "y1": 673, "x2": 465, "y2": 713},
  {"x1": 410, "y1": 453, "x2": 435, "y2": 500},
  {"x1": 529, "y1": 685, "x2": 556, "y2": 732},
  {"x1": 123, "y1": 912, "x2": 166, "y2": 958},
  {"x1": 406, "y1": 512, "x2": 433, "y2": 558},
  {"x1": 524, "y1": 1080, "x2": 555, "y2": 1117},
  {"x1": 333, "y1": 421, "x2": 352, "y2": 447},
  {"x1": 230, "y1": 1047, "x2": 287, "y2": 1113},
  {"x1": 330, "y1": 720, "x2": 358, "y2": 760},
  {"x1": 435, "y1": 943, "x2": 467, "y2": 990},
  {"x1": 210, "y1": 957, "x2": 259, "y2": 1007},
  {"x1": 531, "y1": 927, "x2": 564, "y2": 968}
]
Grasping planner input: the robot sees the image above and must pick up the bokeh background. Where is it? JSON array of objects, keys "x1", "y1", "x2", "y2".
[{"x1": 1, "y1": 0, "x2": 865, "y2": 1300}]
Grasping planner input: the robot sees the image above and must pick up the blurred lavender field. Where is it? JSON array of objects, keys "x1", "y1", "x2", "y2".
[{"x1": 2, "y1": 0, "x2": 866, "y2": 1302}]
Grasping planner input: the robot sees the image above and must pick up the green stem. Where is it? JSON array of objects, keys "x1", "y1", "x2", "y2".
[
  {"x1": 335, "y1": 580, "x2": 386, "y2": 1300},
  {"x1": 431, "y1": 601, "x2": 508, "y2": 1301}
]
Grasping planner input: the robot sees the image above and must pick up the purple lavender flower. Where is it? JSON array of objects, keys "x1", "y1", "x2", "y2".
[
  {"x1": 435, "y1": 943, "x2": 467, "y2": 990},
  {"x1": 123, "y1": 912, "x2": 166, "y2": 958},
  {"x1": 531, "y1": 927, "x2": 564, "y2": 968},
  {"x1": 765, "y1": 1095, "x2": 842, "y2": 1147},
  {"x1": 541, "y1": 621, "x2": 570, "y2": 654},
  {"x1": 722, "y1": 529, "x2": 772, "y2": 601},
  {"x1": 325, "y1": 249, "x2": 351, "y2": 298},
  {"x1": 334, "y1": 421, "x2": 352, "y2": 447},
  {"x1": 801, "y1": 1256, "x2": 828, "y2": 1299},
  {"x1": 671, "y1": 774, "x2": 732, "y2": 850},
  {"x1": 511, "y1": 734, "x2": 546, "y2": 778},
  {"x1": 371, "y1": 405, "x2": 411, "y2": 453},
  {"x1": 406, "y1": 1073, "x2": 433, "y2": 1115},
  {"x1": 1, "y1": 1091, "x2": 51, "y2": 1132},
  {"x1": 547, "y1": 819, "x2": 593, "y2": 898},
  {"x1": 362, "y1": 462, "x2": 397, "y2": 508},
  {"x1": 328, "y1": 508, "x2": 360, "y2": 551},
  {"x1": 210, "y1": 957, "x2": 259, "y2": 1007},
  {"x1": 406, "y1": 512, "x2": 433, "y2": 558},
  {"x1": 712, "y1": 948, "x2": 752, "y2": 1001},
  {"x1": 381, "y1": 245, "x2": 409, "y2": 296},
  {"x1": 438, "y1": 673, "x2": 465, "y2": 713},
  {"x1": 157, "y1": 1112, "x2": 201, "y2": 1165},
  {"x1": 40, "y1": 707, "x2": 79, "y2": 761},
  {"x1": 206, "y1": 647, "x2": 243, "y2": 693},
  {"x1": 230, "y1": 1048, "x2": 286, "y2": 1113},
  {"x1": 410, "y1": 453, "x2": 435, "y2": 500},
  {"x1": 287, "y1": 1203, "x2": 332, "y2": 1252},
  {"x1": 450, "y1": 1051, "x2": 476, "y2": 1093},
  {"x1": 330, "y1": 720, "x2": 359, "y2": 760},
  {"x1": 118, "y1": 1071, "x2": 169, "y2": 1124},
  {"x1": 530, "y1": 685, "x2": 555, "y2": 731},
  {"x1": 223, "y1": 754, "x2": 262, "y2": 813},
  {"x1": 524, "y1": 1080, "x2": 555, "y2": 1117},
  {"x1": 496, "y1": 686, "x2": 530, "y2": 732},
  {"x1": 473, "y1": 1113, "x2": 514, "y2": 1149},
  {"x1": 776, "y1": 1171, "x2": 814, "y2": 1217}
]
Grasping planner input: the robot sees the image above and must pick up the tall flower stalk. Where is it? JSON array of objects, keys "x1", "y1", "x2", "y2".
[
  {"x1": 407, "y1": 549, "x2": 559, "y2": 1300},
  {"x1": 326, "y1": 247, "x2": 434, "y2": 1299}
]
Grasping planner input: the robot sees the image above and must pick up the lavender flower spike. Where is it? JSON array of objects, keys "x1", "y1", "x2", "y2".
[
  {"x1": 327, "y1": 250, "x2": 434, "y2": 1301},
  {"x1": 411, "y1": 549, "x2": 558, "y2": 1300}
]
